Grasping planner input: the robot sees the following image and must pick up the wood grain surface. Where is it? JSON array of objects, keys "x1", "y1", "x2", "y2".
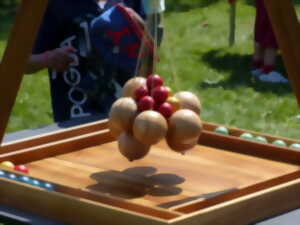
[{"x1": 26, "y1": 140, "x2": 299, "y2": 209}]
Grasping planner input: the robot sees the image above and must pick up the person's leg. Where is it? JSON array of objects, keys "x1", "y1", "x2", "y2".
[
  {"x1": 260, "y1": 47, "x2": 276, "y2": 74},
  {"x1": 251, "y1": 42, "x2": 264, "y2": 77},
  {"x1": 259, "y1": 47, "x2": 288, "y2": 83},
  {"x1": 253, "y1": 42, "x2": 264, "y2": 63}
]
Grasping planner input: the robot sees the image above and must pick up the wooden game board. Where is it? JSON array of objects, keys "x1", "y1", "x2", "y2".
[
  {"x1": 0, "y1": 0, "x2": 300, "y2": 224},
  {"x1": 0, "y1": 120, "x2": 300, "y2": 225}
]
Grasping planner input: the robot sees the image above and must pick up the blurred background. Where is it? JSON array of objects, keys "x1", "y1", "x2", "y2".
[{"x1": 1, "y1": 0, "x2": 300, "y2": 139}]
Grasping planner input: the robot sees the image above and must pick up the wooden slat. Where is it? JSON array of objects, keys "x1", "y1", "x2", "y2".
[
  {"x1": 0, "y1": 129, "x2": 114, "y2": 164},
  {"x1": 0, "y1": 0, "x2": 48, "y2": 143},
  {"x1": 171, "y1": 170, "x2": 300, "y2": 213},
  {"x1": 0, "y1": 178, "x2": 174, "y2": 225},
  {"x1": 199, "y1": 131, "x2": 300, "y2": 165},
  {"x1": 0, "y1": 119, "x2": 109, "y2": 154},
  {"x1": 23, "y1": 140, "x2": 298, "y2": 209},
  {"x1": 203, "y1": 122, "x2": 300, "y2": 146},
  {"x1": 264, "y1": 0, "x2": 300, "y2": 105},
  {"x1": 169, "y1": 178, "x2": 300, "y2": 225}
]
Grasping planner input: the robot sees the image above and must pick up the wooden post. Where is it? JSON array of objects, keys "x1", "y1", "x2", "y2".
[
  {"x1": 263, "y1": 0, "x2": 300, "y2": 105},
  {"x1": 229, "y1": 2, "x2": 236, "y2": 47},
  {"x1": 0, "y1": 0, "x2": 48, "y2": 143}
]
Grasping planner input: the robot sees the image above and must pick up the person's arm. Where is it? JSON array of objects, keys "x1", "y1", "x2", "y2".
[{"x1": 26, "y1": 46, "x2": 76, "y2": 74}]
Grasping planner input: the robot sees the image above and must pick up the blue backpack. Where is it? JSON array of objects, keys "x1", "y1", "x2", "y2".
[{"x1": 90, "y1": 2, "x2": 154, "y2": 85}]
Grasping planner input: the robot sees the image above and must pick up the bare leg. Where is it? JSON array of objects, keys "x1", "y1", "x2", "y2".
[
  {"x1": 253, "y1": 42, "x2": 264, "y2": 63},
  {"x1": 259, "y1": 47, "x2": 288, "y2": 83},
  {"x1": 263, "y1": 47, "x2": 277, "y2": 66},
  {"x1": 251, "y1": 42, "x2": 264, "y2": 77}
]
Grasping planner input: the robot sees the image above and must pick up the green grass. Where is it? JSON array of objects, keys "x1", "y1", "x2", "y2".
[
  {"x1": 1, "y1": 0, "x2": 300, "y2": 141},
  {"x1": 0, "y1": 8, "x2": 52, "y2": 133},
  {"x1": 158, "y1": 0, "x2": 300, "y2": 139}
]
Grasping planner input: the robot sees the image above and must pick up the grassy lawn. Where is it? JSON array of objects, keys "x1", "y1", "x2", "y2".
[
  {"x1": 0, "y1": 0, "x2": 300, "y2": 141},
  {"x1": 159, "y1": 0, "x2": 300, "y2": 139},
  {"x1": 0, "y1": 7, "x2": 52, "y2": 134}
]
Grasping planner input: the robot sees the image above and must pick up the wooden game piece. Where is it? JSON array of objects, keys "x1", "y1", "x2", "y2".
[
  {"x1": 166, "y1": 96, "x2": 181, "y2": 112},
  {"x1": 14, "y1": 165, "x2": 29, "y2": 174},
  {"x1": 174, "y1": 91, "x2": 202, "y2": 115},
  {"x1": 0, "y1": 161, "x2": 14, "y2": 169},
  {"x1": 165, "y1": 136, "x2": 197, "y2": 153},
  {"x1": 108, "y1": 97, "x2": 138, "y2": 138},
  {"x1": 133, "y1": 110, "x2": 168, "y2": 145},
  {"x1": 122, "y1": 77, "x2": 147, "y2": 98},
  {"x1": 167, "y1": 109, "x2": 202, "y2": 153},
  {"x1": 118, "y1": 132, "x2": 151, "y2": 161}
]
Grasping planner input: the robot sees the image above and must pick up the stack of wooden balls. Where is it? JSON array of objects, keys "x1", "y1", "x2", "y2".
[{"x1": 109, "y1": 74, "x2": 203, "y2": 161}]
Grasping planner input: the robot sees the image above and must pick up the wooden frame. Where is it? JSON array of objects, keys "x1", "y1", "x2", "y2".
[
  {"x1": 0, "y1": 120, "x2": 300, "y2": 225},
  {"x1": 264, "y1": 0, "x2": 300, "y2": 104},
  {"x1": 0, "y1": 1, "x2": 300, "y2": 224},
  {"x1": 0, "y1": 0, "x2": 48, "y2": 143}
]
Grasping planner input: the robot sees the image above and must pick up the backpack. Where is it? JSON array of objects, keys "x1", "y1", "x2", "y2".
[{"x1": 90, "y1": 2, "x2": 154, "y2": 86}]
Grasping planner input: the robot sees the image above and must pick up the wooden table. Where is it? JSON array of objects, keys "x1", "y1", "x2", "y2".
[{"x1": 0, "y1": 116, "x2": 299, "y2": 225}]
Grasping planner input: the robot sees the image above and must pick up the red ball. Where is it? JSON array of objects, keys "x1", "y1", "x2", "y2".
[
  {"x1": 151, "y1": 86, "x2": 169, "y2": 103},
  {"x1": 158, "y1": 102, "x2": 174, "y2": 118},
  {"x1": 14, "y1": 165, "x2": 29, "y2": 174},
  {"x1": 134, "y1": 85, "x2": 149, "y2": 101},
  {"x1": 153, "y1": 102, "x2": 161, "y2": 111},
  {"x1": 147, "y1": 74, "x2": 163, "y2": 90},
  {"x1": 138, "y1": 96, "x2": 155, "y2": 111}
]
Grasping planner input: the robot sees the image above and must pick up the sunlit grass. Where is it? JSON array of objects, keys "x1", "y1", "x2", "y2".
[{"x1": 1, "y1": 0, "x2": 300, "y2": 141}]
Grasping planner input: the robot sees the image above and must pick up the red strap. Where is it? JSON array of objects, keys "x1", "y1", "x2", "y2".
[{"x1": 116, "y1": 4, "x2": 154, "y2": 56}]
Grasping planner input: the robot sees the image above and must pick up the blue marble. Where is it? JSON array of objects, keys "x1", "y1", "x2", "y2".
[
  {"x1": 43, "y1": 183, "x2": 54, "y2": 191},
  {"x1": 0, "y1": 170, "x2": 5, "y2": 177},
  {"x1": 7, "y1": 173, "x2": 17, "y2": 180},
  {"x1": 20, "y1": 176, "x2": 31, "y2": 184},
  {"x1": 32, "y1": 179, "x2": 41, "y2": 187}
]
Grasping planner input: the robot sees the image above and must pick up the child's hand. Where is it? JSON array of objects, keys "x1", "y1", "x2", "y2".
[{"x1": 45, "y1": 46, "x2": 76, "y2": 72}]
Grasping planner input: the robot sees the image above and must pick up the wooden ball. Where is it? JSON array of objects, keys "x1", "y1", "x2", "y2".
[
  {"x1": 122, "y1": 77, "x2": 147, "y2": 98},
  {"x1": 14, "y1": 165, "x2": 29, "y2": 174},
  {"x1": 133, "y1": 110, "x2": 168, "y2": 145},
  {"x1": 167, "y1": 109, "x2": 202, "y2": 152},
  {"x1": 118, "y1": 132, "x2": 151, "y2": 161},
  {"x1": 166, "y1": 96, "x2": 181, "y2": 112},
  {"x1": 174, "y1": 91, "x2": 202, "y2": 115},
  {"x1": 109, "y1": 97, "x2": 138, "y2": 138},
  {"x1": 0, "y1": 161, "x2": 14, "y2": 169},
  {"x1": 166, "y1": 136, "x2": 197, "y2": 153}
]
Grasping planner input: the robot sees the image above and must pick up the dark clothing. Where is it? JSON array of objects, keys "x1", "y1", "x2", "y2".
[
  {"x1": 254, "y1": 0, "x2": 278, "y2": 49},
  {"x1": 33, "y1": 0, "x2": 143, "y2": 122}
]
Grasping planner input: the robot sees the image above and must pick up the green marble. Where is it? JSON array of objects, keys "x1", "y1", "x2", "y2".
[{"x1": 214, "y1": 126, "x2": 229, "y2": 135}]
